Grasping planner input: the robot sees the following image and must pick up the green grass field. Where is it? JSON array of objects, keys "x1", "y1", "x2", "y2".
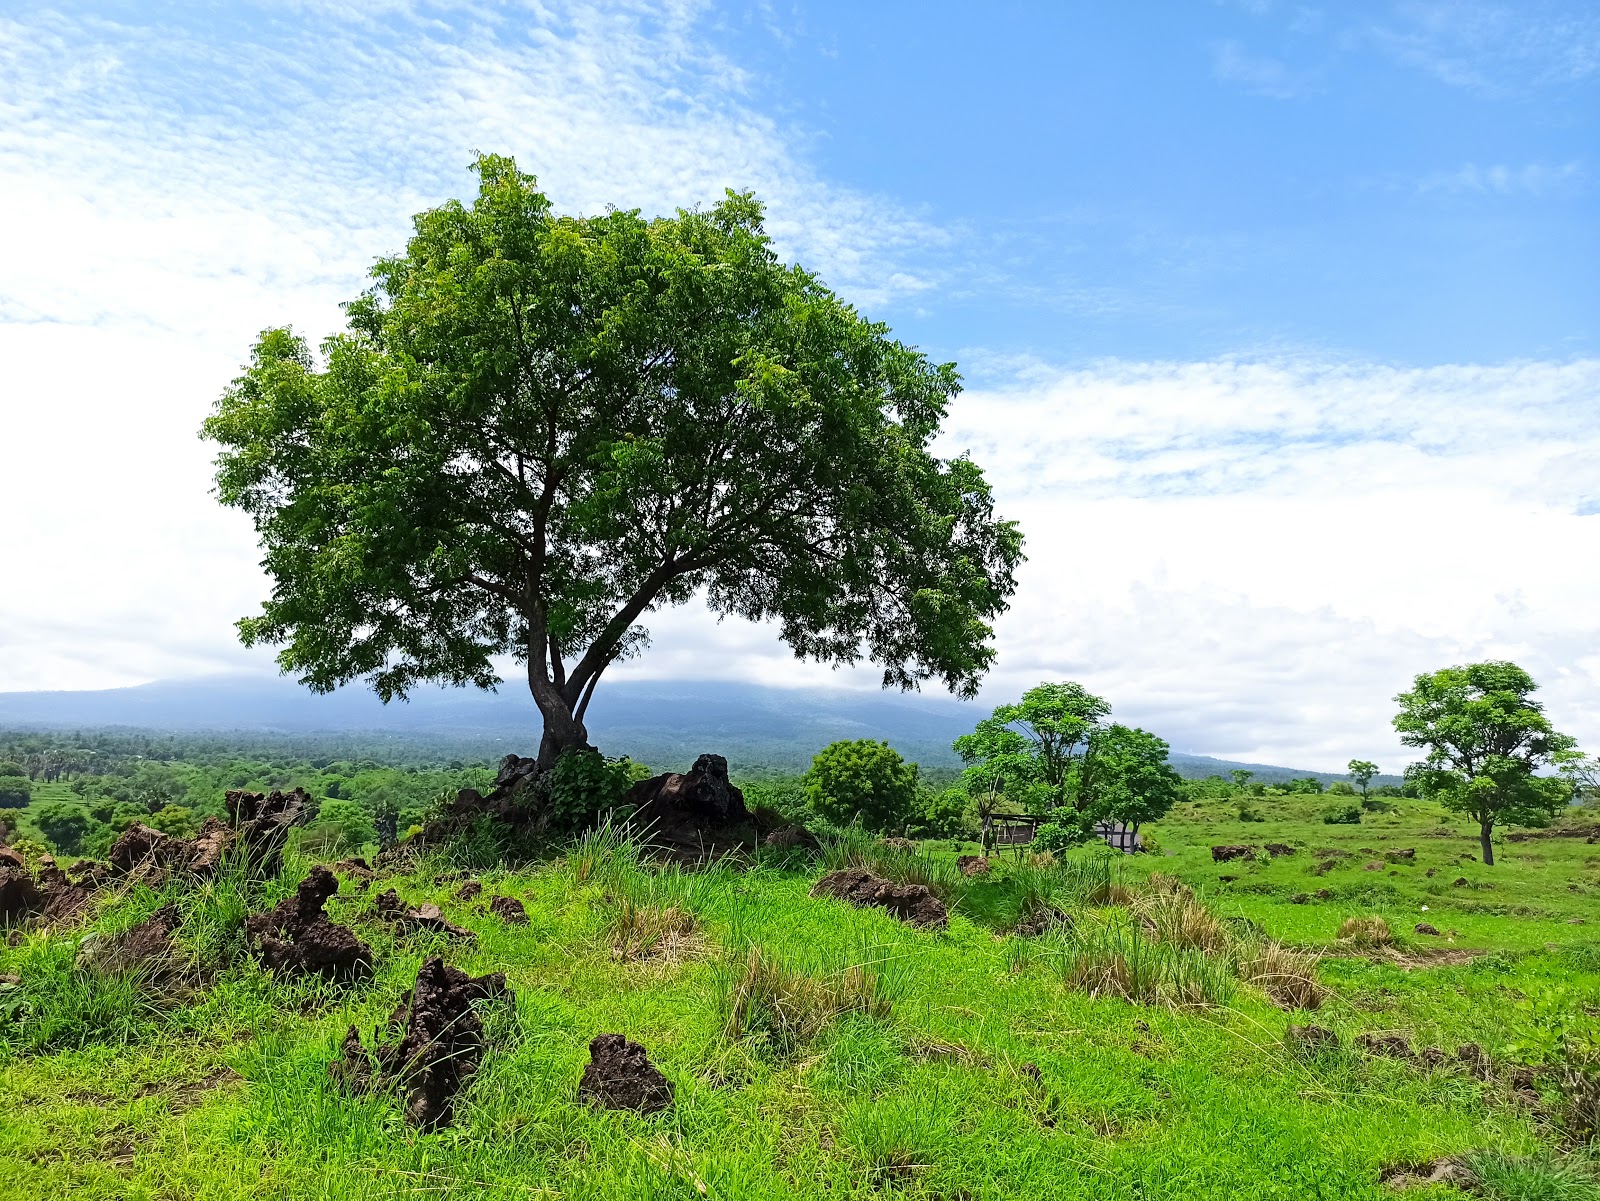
[{"x1": 2, "y1": 793, "x2": 1597, "y2": 1200}]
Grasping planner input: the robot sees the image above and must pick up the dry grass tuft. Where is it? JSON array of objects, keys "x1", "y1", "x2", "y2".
[
  {"x1": 608, "y1": 898, "x2": 700, "y2": 963},
  {"x1": 1134, "y1": 888, "x2": 1231, "y2": 954},
  {"x1": 1236, "y1": 939, "x2": 1326, "y2": 1010},
  {"x1": 723, "y1": 946, "x2": 891, "y2": 1053},
  {"x1": 1336, "y1": 915, "x2": 1394, "y2": 948}
]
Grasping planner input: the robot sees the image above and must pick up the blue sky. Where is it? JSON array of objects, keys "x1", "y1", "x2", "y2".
[{"x1": 1, "y1": 1, "x2": 1597, "y2": 767}]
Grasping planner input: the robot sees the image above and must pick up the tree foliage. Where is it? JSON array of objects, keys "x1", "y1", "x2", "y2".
[
  {"x1": 1394, "y1": 661, "x2": 1578, "y2": 865},
  {"x1": 203, "y1": 156, "x2": 1023, "y2": 764},
  {"x1": 32, "y1": 801, "x2": 93, "y2": 857},
  {"x1": 1347, "y1": 759, "x2": 1378, "y2": 799},
  {"x1": 0, "y1": 774, "x2": 30, "y2": 809},
  {"x1": 803, "y1": 740, "x2": 919, "y2": 834}
]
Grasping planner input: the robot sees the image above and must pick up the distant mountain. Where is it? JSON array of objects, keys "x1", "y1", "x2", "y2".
[{"x1": 0, "y1": 674, "x2": 1366, "y2": 781}]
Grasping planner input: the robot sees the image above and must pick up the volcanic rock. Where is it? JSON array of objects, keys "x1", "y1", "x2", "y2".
[
  {"x1": 454, "y1": 880, "x2": 483, "y2": 901},
  {"x1": 578, "y1": 1033, "x2": 674, "y2": 1114},
  {"x1": 1263, "y1": 843, "x2": 1296, "y2": 857},
  {"x1": 1414, "y1": 922, "x2": 1441, "y2": 936},
  {"x1": 245, "y1": 866, "x2": 373, "y2": 982},
  {"x1": 487, "y1": 896, "x2": 528, "y2": 926},
  {"x1": 225, "y1": 788, "x2": 311, "y2": 877},
  {"x1": 810, "y1": 867, "x2": 947, "y2": 929},
  {"x1": 77, "y1": 904, "x2": 181, "y2": 981},
  {"x1": 108, "y1": 824, "x2": 174, "y2": 876},
  {"x1": 763, "y1": 825, "x2": 819, "y2": 853},
  {"x1": 1210, "y1": 845, "x2": 1256, "y2": 863},
  {"x1": 0, "y1": 866, "x2": 44, "y2": 923},
  {"x1": 1356, "y1": 1032, "x2": 1414, "y2": 1060},
  {"x1": 331, "y1": 956, "x2": 511, "y2": 1128},
  {"x1": 957, "y1": 855, "x2": 992, "y2": 877}
]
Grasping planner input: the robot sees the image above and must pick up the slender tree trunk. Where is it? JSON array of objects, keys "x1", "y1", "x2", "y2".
[
  {"x1": 1479, "y1": 820, "x2": 1495, "y2": 866},
  {"x1": 532, "y1": 686, "x2": 590, "y2": 769}
]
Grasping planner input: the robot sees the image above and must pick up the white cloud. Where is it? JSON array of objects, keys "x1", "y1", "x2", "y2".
[
  {"x1": 2, "y1": 4, "x2": 1597, "y2": 774},
  {"x1": 1210, "y1": 39, "x2": 1316, "y2": 98},
  {"x1": 1417, "y1": 160, "x2": 1584, "y2": 196}
]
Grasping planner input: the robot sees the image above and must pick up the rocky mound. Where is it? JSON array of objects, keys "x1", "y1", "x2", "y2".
[
  {"x1": 76, "y1": 904, "x2": 183, "y2": 982},
  {"x1": 622, "y1": 753, "x2": 759, "y2": 858},
  {"x1": 245, "y1": 867, "x2": 373, "y2": 982},
  {"x1": 487, "y1": 896, "x2": 528, "y2": 926},
  {"x1": 331, "y1": 956, "x2": 512, "y2": 1128},
  {"x1": 810, "y1": 867, "x2": 948, "y2": 929},
  {"x1": 578, "y1": 1033, "x2": 673, "y2": 1113},
  {"x1": 102, "y1": 788, "x2": 310, "y2": 887},
  {"x1": 0, "y1": 853, "x2": 95, "y2": 926},
  {"x1": 1210, "y1": 845, "x2": 1257, "y2": 863}
]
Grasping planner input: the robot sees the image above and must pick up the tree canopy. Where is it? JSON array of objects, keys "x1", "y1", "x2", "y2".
[
  {"x1": 803, "y1": 739, "x2": 919, "y2": 834},
  {"x1": 1346, "y1": 759, "x2": 1378, "y2": 799},
  {"x1": 1393, "y1": 661, "x2": 1579, "y2": 865},
  {"x1": 204, "y1": 156, "x2": 1023, "y2": 764}
]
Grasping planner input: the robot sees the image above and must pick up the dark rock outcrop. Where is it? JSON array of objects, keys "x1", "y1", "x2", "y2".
[
  {"x1": 487, "y1": 896, "x2": 528, "y2": 926},
  {"x1": 1210, "y1": 845, "x2": 1256, "y2": 863},
  {"x1": 810, "y1": 867, "x2": 948, "y2": 929},
  {"x1": 1263, "y1": 843, "x2": 1296, "y2": 857},
  {"x1": 331, "y1": 956, "x2": 511, "y2": 1128},
  {"x1": 0, "y1": 865, "x2": 44, "y2": 924},
  {"x1": 245, "y1": 867, "x2": 373, "y2": 982},
  {"x1": 1413, "y1": 922, "x2": 1441, "y2": 936},
  {"x1": 622, "y1": 754, "x2": 757, "y2": 857},
  {"x1": 578, "y1": 1033, "x2": 674, "y2": 1114},
  {"x1": 76, "y1": 904, "x2": 182, "y2": 981}
]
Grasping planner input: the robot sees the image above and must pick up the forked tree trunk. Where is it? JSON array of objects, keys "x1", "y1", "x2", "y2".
[{"x1": 532, "y1": 688, "x2": 590, "y2": 770}]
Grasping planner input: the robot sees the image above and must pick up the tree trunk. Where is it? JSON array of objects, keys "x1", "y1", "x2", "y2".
[
  {"x1": 529, "y1": 680, "x2": 591, "y2": 770},
  {"x1": 1479, "y1": 821, "x2": 1495, "y2": 866}
]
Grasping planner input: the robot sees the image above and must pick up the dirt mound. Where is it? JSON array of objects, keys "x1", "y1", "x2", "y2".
[
  {"x1": 372, "y1": 889, "x2": 474, "y2": 939},
  {"x1": 1285, "y1": 1024, "x2": 1340, "y2": 1054},
  {"x1": 1356, "y1": 1032, "x2": 1414, "y2": 1059},
  {"x1": 331, "y1": 956, "x2": 511, "y2": 1128},
  {"x1": 1263, "y1": 843, "x2": 1296, "y2": 857},
  {"x1": 1414, "y1": 922, "x2": 1441, "y2": 936},
  {"x1": 1, "y1": 855, "x2": 96, "y2": 926},
  {"x1": 578, "y1": 1033, "x2": 674, "y2": 1113},
  {"x1": 811, "y1": 867, "x2": 948, "y2": 929},
  {"x1": 332, "y1": 858, "x2": 375, "y2": 886},
  {"x1": 957, "y1": 855, "x2": 992, "y2": 877},
  {"x1": 76, "y1": 904, "x2": 182, "y2": 981},
  {"x1": 1210, "y1": 845, "x2": 1256, "y2": 863},
  {"x1": 487, "y1": 896, "x2": 528, "y2": 926},
  {"x1": 245, "y1": 867, "x2": 373, "y2": 982},
  {"x1": 454, "y1": 880, "x2": 483, "y2": 901}
]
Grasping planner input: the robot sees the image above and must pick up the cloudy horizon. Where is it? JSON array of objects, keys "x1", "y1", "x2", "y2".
[{"x1": 2, "y1": 1, "x2": 1596, "y2": 771}]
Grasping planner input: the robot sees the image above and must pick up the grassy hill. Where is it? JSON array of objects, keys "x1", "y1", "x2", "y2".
[{"x1": 3, "y1": 790, "x2": 1597, "y2": 1199}]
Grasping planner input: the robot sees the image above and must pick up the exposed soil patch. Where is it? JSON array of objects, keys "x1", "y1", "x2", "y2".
[
  {"x1": 811, "y1": 867, "x2": 948, "y2": 929},
  {"x1": 1380, "y1": 1159, "x2": 1474, "y2": 1190},
  {"x1": 487, "y1": 895, "x2": 528, "y2": 926},
  {"x1": 371, "y1": 889, "x2": 475, "y2": 940},
  {"x1": 245, "y1": 867, "x2": 373, "y2": 982},
  {"x1": 331, "y1": 956, "x2": 512, "y2": 1129},
  {"x1": 578, "y1": 1033, "x2": 674, "y2": 1114}
]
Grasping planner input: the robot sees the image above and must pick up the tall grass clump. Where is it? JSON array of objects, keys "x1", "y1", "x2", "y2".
[
  {"x1": 1051, "y1": 917, "x2": 1236, "y2": 1008},
  {"x1": 0, "y1": 932, "x2": 162, "y2": 1053},
  {"x1": 566, "y1": 817, "x2": 643, "y2": 887},
  {"x1": 1336, "y1": 915, "x2": 1395, "y2": 948},
  {"x1": 721, "y1": 945, "x2": 893, "y2": 1056},
  {"x1": 816, "y1": 826, "x2": 965, "y2": 901},
  {"x1": 1461, "y1": 1149, "x2": 1600, "y2": 1200},
  {"x1": 1233, "y1": 937, "x2": 1327, "y2": 1011}
]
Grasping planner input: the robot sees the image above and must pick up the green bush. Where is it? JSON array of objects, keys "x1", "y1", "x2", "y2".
[
  {"x1": 0, "y1": 774, "x2": 31, "y2": 809},
  {"x1": 803, "y1": 740, "x2": 918, "y2": 835},
  {"x1": 546, "y1": 748, "x2": 638, "y2": 831},
  {"x1": 32, "y1": 801, "x2": 98, "y2": 856},
  {"x1": 907, "y1": 786, "x2": 973, "y2": 840},
  {"x1": 1326, "y1": 781, "x2": 1356, "y2": 796},
  {"x1": 1320, "y1": 803, "x2": 1362, "y2": 825}
]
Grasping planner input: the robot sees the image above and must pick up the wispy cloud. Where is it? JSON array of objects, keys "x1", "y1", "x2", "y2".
[
  {"x1": 1210, "y1": 38, "x2": 1317, "y2": 98},
  {"x1": 1363, "y1": 1, "x2": 1600, "y2": 92},
  {"x1": 1417, "y1": 160, "x2": 1584, "y2": 196}
]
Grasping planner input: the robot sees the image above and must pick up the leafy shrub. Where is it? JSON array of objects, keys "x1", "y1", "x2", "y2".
[
  {"x1": 1321, "y1": 803, "x2": 1362, "y2": 825},
  {"x1": 31, "y1": 801, "x2": 97, "y2": 855},
  {"x1": 907, "y1": 785, "x2": 974, "y2": 841},
  {"x1": 1326, "y1": 781, "x2": 1356, "y2": 796},
  {"x1": 803, "y1": 740, "x2": 918, "y2": 834},
  {"x1": 546, "y1": 748, "x2": 639, "y2": 831},
  {"x1": 0, "y1": 774, "x2": 31, "y2": 809}
]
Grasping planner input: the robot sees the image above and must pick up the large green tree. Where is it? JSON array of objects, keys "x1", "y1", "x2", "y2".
[
  {"x1": 803, "y1": 739, "x2": 919, "y2": 834},
  {"x1": 205, "y1": 157, "x2": 1022, "y2": 766},
  {"x1": 953, "y1": 681, "x2": 1111, "y2": 813},
  {"x1": 1394, "y1": 661, "x2": 1579, "y2": 865}
]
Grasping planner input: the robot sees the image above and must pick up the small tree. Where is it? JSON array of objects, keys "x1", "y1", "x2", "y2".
[
  {"x1": 1076, "y1": 724, "x2": 1183, "y2": 837},
  {"x1": 32, "y1": 802, "x2": 94, "y2": 857},
  {"x1": 0, "y1": 774, "x2": 31, "y2": 809},
  {"x1": 954, "y1": 681, "x2": 1111, "y2": 814},
  {"x1": 309, "y1": 799, "x2": 378, "y2": 853},
  {"x1": 1394, "y1": 661, "x2": 1579, "y2": 865},
  {"x1": 1229, "y1": 769, "x2": 1254, "y2": 791},
  {"x1": 203, "y1": 156, "x2": 1023, "y2": 767},
  {"x1": 803, "y1": 740, "x2": 919, "y2": 835},
  {"x1": 1347, "y1": 759, "x2": 1378, "y2": 801}
]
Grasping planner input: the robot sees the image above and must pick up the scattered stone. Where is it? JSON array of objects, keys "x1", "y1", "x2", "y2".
[
  {"x1": 1314, "y1": 888, "x2": 1333, "y2": 900},
  {"x1": 578, "y1": 1033, "x2": 674, "y2": 1114},
  {"x1": 1290, "y1": 892, "x2": 1311, "y2": 904},
  {"x1": 372, "y1": 890, "x2": 475, "y2": 940},
  {"x1": 1210, "y1": 845, "x2": 1256, "y2": 863},
  {"x1": 957, "y1": 855, "x2": 993, "y2": 877},
  {"x1": 331, "y1": 956, "x2": 511, "y2": 1129},
  {"x1": 1285, "y1": 1024, "x2": 1340, "y2": 1054},
  {"x1": 810, "y1": 867, "x2": 948, "y2": 929},
  {"x1": 1356, "y1": 1032, "x2": 1414, "y2": 1060},
  {"x1": 1264, "y1": 843, "x2": 1296, "y2": 857},
  {"x1": 246, "y1": 867, "x2": 373, "y2": 982},
  {"x1": 1384, "y1": 848, "x2": 1416, "y2": 862},
  {"x1": 76, "y1": 904, "x2": 181, "y2": 981},
  {"x1": 1452, "y1": 877, "x2": 1469, "y2": 887},
  {"x1": 487, "y1": 896, "x2": 528, "y2": 926},
  {"x1": 1414, "y1": 923, "x2": 1441, "y2": 936},
  {"x1": 454, "y1": 880, "x2": 483, "y2": 901},
  {"x1": 763, "y1": 825, "x2": 819, "y2": 853}
]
